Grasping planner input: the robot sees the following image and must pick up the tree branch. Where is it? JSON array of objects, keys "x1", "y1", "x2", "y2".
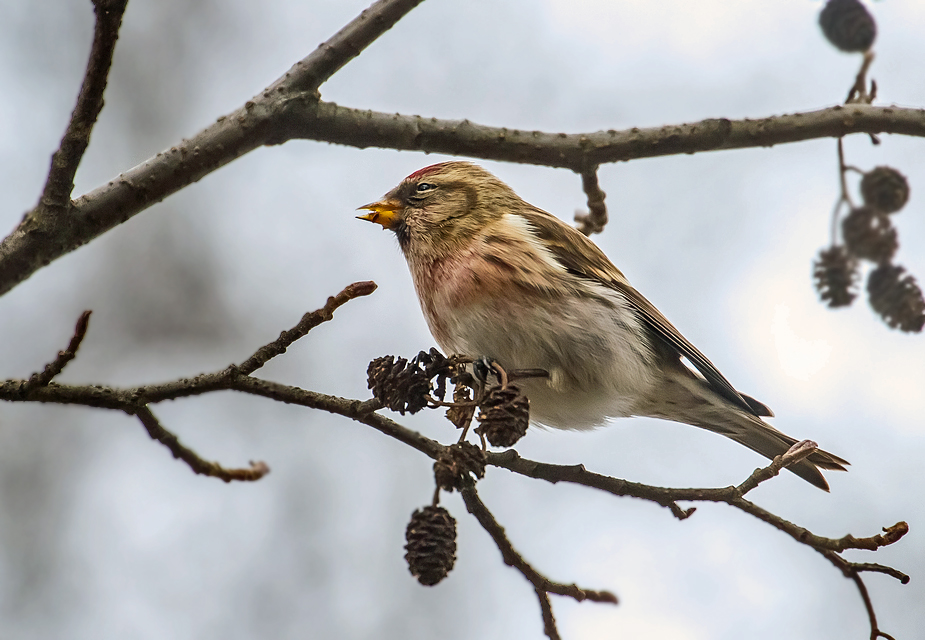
[
  {"x1": 0, "y1": 297, "x2": 909, "y2": 636},
  {"x1": 17, "y1": 310, "x2": 92, "y2": 395},
  {"x1": 235, "y1": 280, "x2": 377, "y2": 375},
  {"x1": 38, "y1": 0, "x2": 128, "y2": 216},
  {"x1": 573, "y1": 168, "x2": 608, "y2": 236},
  {"x1": 0, "y1": 0, "x2": 423, "y2": 296},
  {"x1": 459, "y1": 482, "x2": 617, "y2": 640},
  {"x1": 132, "y1": 405, "x2": 270, "y2": 482}
]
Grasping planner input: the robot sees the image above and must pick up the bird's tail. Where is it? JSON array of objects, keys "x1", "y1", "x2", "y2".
[{"x1": 645, "y1": 373, "x2": 849, "y2": 491}]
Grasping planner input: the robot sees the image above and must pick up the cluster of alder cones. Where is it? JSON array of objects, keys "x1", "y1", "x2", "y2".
[
  {"x1": 813, "y1": 0, "x2": 924, "y2": 332},
  {"x1": 367, "y1": 349, "x2": 531, "y2": 585},
  {"x1": 814, "y1": 167, "x2": 924, "y2": 333}
]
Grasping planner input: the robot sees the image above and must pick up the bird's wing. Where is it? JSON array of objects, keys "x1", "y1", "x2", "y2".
[{"x1": 519, "y1": 207, "x2": 771, "y2": 418}]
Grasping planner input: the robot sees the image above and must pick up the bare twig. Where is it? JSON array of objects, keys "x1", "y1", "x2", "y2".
[
  {"x1": 574, "y1": 168, "x2": 608, "y2": 236},
  {"x1": 822, "y1": 550, "x2": 900, "y2": 640},
  {"x1": 460, "y1": 482, "x2": 617, "y2": 639},
  {"x1": 846, "y1": 51, "x2": 876, "y2": 105},
  {"x1": 735, "y1": 440, "x2": 818, "y2": 495},
  {"x1": 236, "y1": 280, "x2": 377, "y2": 375},
  {"x1": 272, "y1": 0, "x2": 426, "y2": 95},
  {"x1": 132, "y1": 405, "x2": 270, "y2": 482},
  {"x1": 18, "y1": 310, "x2": 92, "y2": 394},
  {"x1": 38, "y1": 0, "x2": 128, "y2": 216}
]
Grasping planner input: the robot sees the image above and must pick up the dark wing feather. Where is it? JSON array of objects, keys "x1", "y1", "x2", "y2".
[{"x1": 518, "y1": 208, "x2": 769, "y2": 418}]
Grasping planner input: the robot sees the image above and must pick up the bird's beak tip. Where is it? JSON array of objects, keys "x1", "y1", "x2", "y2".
[{"x1": 356, "y1": 200, "x2": 400, "y2": 229}]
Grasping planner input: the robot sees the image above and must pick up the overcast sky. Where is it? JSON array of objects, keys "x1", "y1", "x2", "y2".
[{"x1": 1, "y1": 1, "x2": 923, "y2": 639}]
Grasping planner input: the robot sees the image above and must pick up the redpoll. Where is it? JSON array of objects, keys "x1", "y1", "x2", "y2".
[{"x1": 360, "y1": 162, "x2": 848, "y2": 490}]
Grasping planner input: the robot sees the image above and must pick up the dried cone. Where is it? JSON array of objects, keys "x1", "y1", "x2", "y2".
[
  {"x1": 813, "y1": 246, "x2": 859, "y2": 308},
  {"x1": 867, "y1": 264, "x2": 925, "y2": 333},
  {"x1": 819, "y1": 0, "x2": 876, "y2": 53},
  {"x1": 433, "y1": 442, "x2": 486, "y2": 492},
  {"x1": 860, "y1": 167, "x2": 910, "y2": 214},
  {"x1": 404, "y1": 506, "x2": 457, "y2": 586},
  {"x1": 842, "y1": 207, "x2": 898, "y2": 263},
  {"x1": 476, "y1": 384, "x2": 530, "y2": 448},
  {"x1": 367, "y1": 355, "x2": 431, "y2": 415},
  {"x1": 445, "y1": 383, "x2": 475, "y2": 430}
]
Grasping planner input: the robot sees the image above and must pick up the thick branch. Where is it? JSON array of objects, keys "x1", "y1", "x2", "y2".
[
  {"x1": 39, "y1": 0, "x2": 128, "y2": 215},
  {"x1": 0, "y1": 0, "x2": 421, "y2": 296}
]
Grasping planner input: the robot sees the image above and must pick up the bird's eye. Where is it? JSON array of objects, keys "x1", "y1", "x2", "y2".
[{"x1": 416, "y1": 183, "x2": 436, "y2": 192}]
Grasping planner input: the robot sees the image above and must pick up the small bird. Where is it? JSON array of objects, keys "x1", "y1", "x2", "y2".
[{"x1": 359, "y1": 161, "x2": 848, "y2": 490}]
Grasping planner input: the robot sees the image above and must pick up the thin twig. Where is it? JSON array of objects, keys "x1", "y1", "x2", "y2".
[
  {"x1": 830, "y1": 137, "x2": 852, "y2": 246},
  {"x1": 273, "y1": 0, "x2": 426, "y2": 95},
  {"x1": 459, "y1": 482, "x2": 617, "y2": 639},
  {"x1": 19, "y1": 310, "x2": 92, "y2": 394},
  {"x1": 38, "y1": 0, "x2": 128, "y2": 216},
  {"x1": 236, "y1": 281, "x2": 377, "y2": 375},
  {"x1": 735, "y1": 440, "x2": 818, "y2": 495},
  {"x1": 574, "y1": 168, "x2": 608, "y2": 236},
  {"x1": 132, "y1": 405, "x2": 270, "y2": 482}
]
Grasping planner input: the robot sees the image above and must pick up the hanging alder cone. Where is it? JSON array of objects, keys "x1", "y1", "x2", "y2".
[
  {"x1": 842, "y1": 206, "x2": 898, "y2": 263},
  {"x1": 867, "y1": 264, "x2": 925, "y2": 333},
  {"x1": 433, "y1": 442, "x2": 486, "y2": 492},
  {"x1": 860, "y1": 167, "x2": 910, "y2": 214},
  {"x1": 404, "y1": 506, "x2": 457, "y2": 586},
  {"x1": 476, "y1": 384, "x2": 530, "y2": 448},
  {"x1": 813, "y1": 246, "x2": 859, "y2": 308},
  {"x1": 819, "y1": 0, "x2": 876, "y2": 53}
]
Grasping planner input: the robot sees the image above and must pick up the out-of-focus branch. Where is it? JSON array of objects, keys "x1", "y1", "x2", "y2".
[
  {"x1": 132, "y1": 405, "x2": 269, "y2": 482},
  {"x1": 38, "y1": 0, "x2": 128, "y2": 216},
  {"x1": 459, "y1": 482, "x2": 617, "y2": 640},
  {"x1": 574, "y1": 168, "x2": 608, "y2": 236}
]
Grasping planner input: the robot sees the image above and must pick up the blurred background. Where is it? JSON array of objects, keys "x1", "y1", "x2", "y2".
[{"x1": 1, "y1": 0, "x2": 923, "y2": 638}]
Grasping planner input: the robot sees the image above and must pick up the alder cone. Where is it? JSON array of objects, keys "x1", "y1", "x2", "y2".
[
  {"x1": 404, "y1": 506, "x2": 457, "y2": 586},
  {"x1": 433, "y1": 442, "x2": 486, "y2": 492},
  {"x1": 860, "y1": 166, "x2": 910, "y2": 214},
  {"x1": 476, "y1": 384, "x2": 530, "y2": 448},
  {"x1": 819, "y1": 0, "x2": 876, "y2": 53},
  {"x1": 813, "y1": 246, "x2": 858, "y2": 308},
  {"x1": 867, "y1": 264, "x2": 925, "y2": 333},
  {"x1": 842, "y1": 207, "x2": 898, "y2": 263}
]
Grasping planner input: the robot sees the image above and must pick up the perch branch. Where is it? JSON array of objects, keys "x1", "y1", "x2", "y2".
[{"x1": 0, "y1": 294, "x2": 908, "y2": 637}]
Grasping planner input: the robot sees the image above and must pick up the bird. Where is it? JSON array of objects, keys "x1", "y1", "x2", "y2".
[{"x1": 358, "y1": 161, "x2": 848, "y2": 490}]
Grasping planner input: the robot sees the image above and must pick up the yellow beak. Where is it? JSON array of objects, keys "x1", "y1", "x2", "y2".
[{"x1": 357, "y1": 199, "x2": 402, "y2": 230}]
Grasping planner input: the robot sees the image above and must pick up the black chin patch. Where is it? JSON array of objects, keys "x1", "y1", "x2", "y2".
[{"x1": 394, "y1": 219, "x2": 411, "y2": 250}]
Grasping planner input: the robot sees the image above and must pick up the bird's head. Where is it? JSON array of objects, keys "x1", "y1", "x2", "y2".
[{"x1": 358, "y1": 161, "x2": 520, "y2": 259}]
